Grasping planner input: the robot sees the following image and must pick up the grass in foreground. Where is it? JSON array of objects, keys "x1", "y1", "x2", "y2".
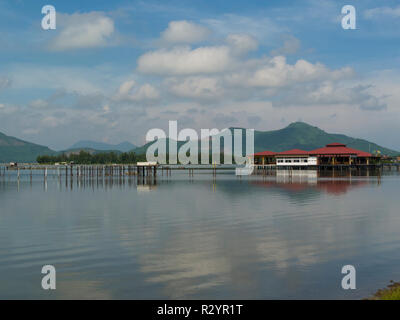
[{"x1": 369, "y1": 281, "x2": 400, "y2": 300}]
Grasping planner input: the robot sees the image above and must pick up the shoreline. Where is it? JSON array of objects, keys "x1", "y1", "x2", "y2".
[{"x1": 367, "y1": 281, "x2": 400, "y2": 300}]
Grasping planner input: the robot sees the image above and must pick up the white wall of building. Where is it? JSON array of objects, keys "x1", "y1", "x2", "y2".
[{"x1": 276, "y1": 156, "x2": 317, "y2": 166}]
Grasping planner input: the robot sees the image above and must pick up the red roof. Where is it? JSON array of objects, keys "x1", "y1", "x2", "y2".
[
  {"x1": 277, "y1": 149, "x2": 310, "y2": 155},
  {"x1": 254, "y1": 143, "x2": 373, "y2": 158},
  {"x1": 356, "y1": 151, "x2": 373, "y2": 157},
  {"x1": 254, "y1": 150, "x2": 276, "y2": 156},
  {"x1": 310, "y1": 143, "x2": 372, "y2": 157}
]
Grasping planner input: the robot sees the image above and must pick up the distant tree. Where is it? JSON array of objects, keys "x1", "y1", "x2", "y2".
[{"x1": 36, "y1": 151, "x2": 145, "y2": 164}]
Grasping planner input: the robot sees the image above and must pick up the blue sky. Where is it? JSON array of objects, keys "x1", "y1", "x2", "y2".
[{"x1": 0, "y1": 0, "x2": 399, "y2": 150}]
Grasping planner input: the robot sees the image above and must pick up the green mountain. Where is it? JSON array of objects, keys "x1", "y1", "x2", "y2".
[
  {"x1": 133, "y1": 138, "x2": 185, "y2": 155},
  {"x1": 253, "y1": 122, "x2": 398, "y2": 155},
  {"x1": 69, "y1": 140, "x2": 136, "y2": 152},
  {"x1": 2, "y1": 122, "x2": 398, "y2": 163},
  {"x1": 0, "y1": 131, "x2": 56, "y2": 163},
  {"x1": 133, "y1": 122, "x2": 399, "y2": 157}
]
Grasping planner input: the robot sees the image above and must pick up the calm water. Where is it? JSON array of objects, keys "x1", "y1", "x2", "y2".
[{"x1": 1, "y1": 169, "x2": 400, "y2": 299}]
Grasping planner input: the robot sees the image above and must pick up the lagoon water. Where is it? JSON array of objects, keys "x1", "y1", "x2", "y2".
[{"x1": 1, "y1": 170, "x2": 400, "y2": 299}]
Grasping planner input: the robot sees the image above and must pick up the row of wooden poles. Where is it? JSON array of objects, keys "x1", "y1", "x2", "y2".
[{"x1": 0, "y1": 165, "x2": 217, "y2": 180}]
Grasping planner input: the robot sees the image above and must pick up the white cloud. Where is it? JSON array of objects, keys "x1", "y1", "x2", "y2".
[
  {"x1": 226, "y1": 34, "x2": 258, "y2": 55},
  {"x1": 167, "y1": 76, "x2": 223, "y2": 99},
  {"x1": 246, "y1": 56, "x2": 353, "y2": 88},
  {"x1": 203, "y1": 14, "x2": 283, "y2": 45},
  {"x1": 41, "y1": 116, "x2": 62, "y2": 128},
  {"x1": 117, "y1": 80, "x2": 136, "y2": 96},
  {"x1": 364, "y1": 6, "x2": 400, "y2": 19},
  {"x1": 271, "y1": 35, "x2": 301, "y2": 56},
  {"x1": 8, "y1": 64, "x2": 117, "y2": 94},
  {"x1": 115, "y1": 80, "x2": 159, "y2": 101},
  {"x1": 29, "y1": 99, "x2": 49, "y2": 109},
  {"x1": 50, "y1": 12, "x2": 115, "y2": 51},
  {"x1": 0, "y1": 103, "x2": 18, "y2": 114},
  {"x1": 137, "y1": 46, "x2": 234, "y2": 75},
  {"x1": 160, "y1": 20, "x2": 210, "y2": 44},
  {"x1": 0, "y1": 77, "x2": 11, "y2": 90},
  {"x1": 133, "y1": 83, "x2": 160, "y2": 100},
  {"x1": 273, "y1": 82, "x2": 387, "y2": 111}
]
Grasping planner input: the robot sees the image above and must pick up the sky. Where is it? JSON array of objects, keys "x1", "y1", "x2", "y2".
[{"x1": 0, "y1": 0, "x2": 399, "y2": 150}]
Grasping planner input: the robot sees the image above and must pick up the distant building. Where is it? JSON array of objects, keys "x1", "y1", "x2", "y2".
[
  {"x1": 253, "y1": 150, "x2": 276, "y2": 165},
  {"x1": 309, "y1": 143, "x2": 373, "y2": 165},
  {"x1": 253, "y1": 143, "x2": 377, "y2": 167},
  {"x1": 275, "y1": 149, "x2": 318, "y2": 167}
]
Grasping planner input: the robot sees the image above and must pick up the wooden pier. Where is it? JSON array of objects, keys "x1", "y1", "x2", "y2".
[{"x1": 0, "y1": 162, "x2": 398, "y2": 182}]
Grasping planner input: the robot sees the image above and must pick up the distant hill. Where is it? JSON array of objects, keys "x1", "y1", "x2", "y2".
[
  {"x1": 133, "y1": 138, "x2": 185, "y2": 155},
  {"x1": 252, "y1": 122, "x2": 398, "y2": 155},
  {"x1": 133, "y1": 122, "x2": 399, "y2": 157},
  {"x1": 0, "y1": 131, "x2": 55, "y2": 163},
  {"x1": 1, "y1": 122, "x2": 398, "y2": 163},
  {"x1": 68, "y1": 140, "x2": 136, "y2": 152}
]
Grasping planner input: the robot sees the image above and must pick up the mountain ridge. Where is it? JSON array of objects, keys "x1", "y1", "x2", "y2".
[
  {"x1": 0, "y1": 131, "x2": 56, "y2": 162},
  {"x1": 132, "y1": 122, "x2": 399, "y2": 156},
  {"x1": 252, "y1": 122, "x2": 396, "y2": 154},
  {"x1": 0, "y1": 122, "x2": 399, "y2": 162},
  {"x1": 68, "y1": 140, "x2": 136, "y2": 152}
]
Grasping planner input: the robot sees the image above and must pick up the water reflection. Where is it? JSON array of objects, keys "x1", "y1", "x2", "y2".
[
  {"x1": 0, "y1": 170, "x2": 400, "y2": 299},
  {"x1": 250, "y1": 179, "x2": 374, "y2": 195}
]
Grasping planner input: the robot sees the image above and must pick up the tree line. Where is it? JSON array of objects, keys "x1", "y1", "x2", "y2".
[
  {"x1": 37, "y1": 150, "x2": 147, "y2": 164},
  {"x1": 36, "y1": 150, "x2": 244, "y2": 165}
]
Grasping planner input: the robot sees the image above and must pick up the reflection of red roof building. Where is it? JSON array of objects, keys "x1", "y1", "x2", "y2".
[
  {"x1": 317, "y1": 180, "x2": 369, "y2": 195},
  {"x1": 250, "y1": 179, "x2": 370, "y2": 195}
]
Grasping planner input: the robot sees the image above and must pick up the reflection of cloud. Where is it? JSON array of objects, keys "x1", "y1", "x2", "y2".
[
  {"x1": 137, "y1": 221, "x2": 327, "y2": 298},
  {"x1": 136, "y1": 222, "x2": 329, "y2": 298},
  {"x1": 138, "y1": 230, "x2": 230, "y2": 298},
  {"x1": 55, "y1": 278, "x2": 112, "y2": 300},
  {"x1": 256, "y1": 236, "x2": 318, "y2": 271}
]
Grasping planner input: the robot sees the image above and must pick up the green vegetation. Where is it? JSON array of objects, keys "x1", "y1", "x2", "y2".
[
  {"x1": 132, "y1": 122, "x2": 399, "y2": 157},
  {"x1": 37, "y1": 150, "x2": 146, "y2": 164},
  {"x1": 252, "y1": 122, "x2": 398, "y2": 155},
  {"x1": 0, "y1": 131, "x2": 55, "y2": 163},
  {"x1": 2, "y1": 122, "x2": 399, "y2": 163},
  {"x1": 369, "y1": 281, "x2": 400, "y2": 300},
  {"x1": 37, "y1": 149, "x2": 237, "y2": 165}
]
